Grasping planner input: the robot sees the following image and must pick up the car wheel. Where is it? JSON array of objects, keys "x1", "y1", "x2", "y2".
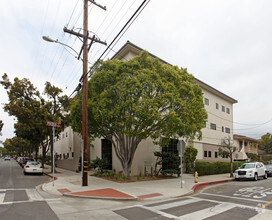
[
  {"x1": 24, "y1": 171, "x2": 27, "y2": 175},
  {"x1": 235, "y1": 178, "x2": 240, "y2": 181},
  {"x1": 264, "y1": 173, "x2": 268, "y2": 179},
  {"x1": 254, "y1": 173, "x2": 258, "y2": 181}
]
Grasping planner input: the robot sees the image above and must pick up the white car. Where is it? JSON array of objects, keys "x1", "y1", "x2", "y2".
[
  {"x1": 24, "y1": 161, "x2": 43, "y2": 175},
  {"x1": 234, "y1": 162, "x2": 267, "y2": 181},
  {"x1": 4, "y1": 156, "x2": 11, "y2": 160}
]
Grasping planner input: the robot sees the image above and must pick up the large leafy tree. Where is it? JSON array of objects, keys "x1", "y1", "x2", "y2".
[
  {"x1": 0, "y1": 74, "x2": 69, "y2": 168},
  {"x1": 3, "y1": 137, "x2": 31, "y2": 156},
  {"x1": 258, "y1": 133, "x2": 272, "y2": 154},
  {"x1": 71, "y1": 51, "x2": 207, "y2": 176}
]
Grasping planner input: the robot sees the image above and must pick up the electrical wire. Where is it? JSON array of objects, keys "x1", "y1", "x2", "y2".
[{"x1": 81, "y1": 0, "x2": 150, "y2": 82}]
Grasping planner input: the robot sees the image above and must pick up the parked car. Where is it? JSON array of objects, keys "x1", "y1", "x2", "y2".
[
  {"x1": 265, "y1": 164, "x2": 272, "y2": 177},
  {"x1": 234, "y1": 162, "x2": 267, "y2": 181},
  {"x1": 4, "y1": 156, "x2": 11, "y2": 160},
  {"x1": 17, "y1": 157, "x2": 26, "y2": 166},
  {"x1": 21, "y1": 158, "x2": 34, "y2": 167},
  {"x1": 24, "y1": 161, "x2": 43, "y2": 175}
]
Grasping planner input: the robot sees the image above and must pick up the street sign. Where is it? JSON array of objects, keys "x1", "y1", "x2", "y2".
[{"x1": 46, "y1": 121, "x2": 61, "y2": 127}]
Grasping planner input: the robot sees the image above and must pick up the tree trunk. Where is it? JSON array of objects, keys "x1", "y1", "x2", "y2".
[
  {"x1": 230, "y1": 156, "x2": 233, "y2": 177},
  {"x1": 111, "y1": 135, "x2": 141, "y2": 177}
]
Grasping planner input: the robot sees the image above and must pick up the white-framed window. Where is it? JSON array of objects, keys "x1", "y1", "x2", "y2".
[
  {"x1": 226, "y1": 108, "x2": 230, "y2": 114},
  {"x1": 210, "y1": 123, "x2": 216, "y2": 130},
  {"x1": 204, "y1": 98, "x2": 209, "y2": 105},
  {"x1": 225, "y1": 127, "x2": 230, "y2": 133}
]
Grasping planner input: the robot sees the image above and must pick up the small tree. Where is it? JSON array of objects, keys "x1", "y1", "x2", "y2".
[
  {"x1": 219, "y1": 136, "x2": 237, "y2": 177},
  {"x1": 154, "y1": 151, "x2": 180, "y2": 176},
  {"x1": 183, "y1": 145, "x2": 198, "y2": 173}
]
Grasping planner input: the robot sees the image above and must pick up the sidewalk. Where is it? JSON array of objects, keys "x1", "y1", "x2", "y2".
[{"x1": 40, "y1": 166, "x2": 234, "y2": 201}]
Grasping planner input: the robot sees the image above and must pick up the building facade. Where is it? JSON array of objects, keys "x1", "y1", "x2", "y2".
[{"x1": 50, "y1": 41, "x2": 238, "y2": 174}]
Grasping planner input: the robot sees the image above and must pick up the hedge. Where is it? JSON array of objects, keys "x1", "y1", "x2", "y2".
[{"x1": 195, "y1": 161, "x2": 245, "y2": 176}]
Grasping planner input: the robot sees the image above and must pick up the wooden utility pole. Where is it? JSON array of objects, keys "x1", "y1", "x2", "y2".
[{"x1": 64, "y1": 0, "x2": 106, "y2": 186}]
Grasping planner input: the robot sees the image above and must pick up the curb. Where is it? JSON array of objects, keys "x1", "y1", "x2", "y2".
[
  {"x1": 192, "y1": 179, "x2": 234, "y2": 191},
  {"x1": 63, "y1": 192, "x2": 138, "y2": 201}
]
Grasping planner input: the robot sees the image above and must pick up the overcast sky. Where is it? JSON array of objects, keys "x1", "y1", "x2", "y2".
[{"x1": 1, "y1": 0, "x2": 272, "y2": 146}]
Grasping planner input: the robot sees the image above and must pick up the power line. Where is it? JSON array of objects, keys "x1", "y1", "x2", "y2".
[{"x1": 81, "y1": 0, "x2": 150, "y2": 82}]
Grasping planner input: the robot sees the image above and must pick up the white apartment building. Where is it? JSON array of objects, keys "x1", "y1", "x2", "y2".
[{"x1": 50, "y1": 41, "x2": 238, "y2": 174}]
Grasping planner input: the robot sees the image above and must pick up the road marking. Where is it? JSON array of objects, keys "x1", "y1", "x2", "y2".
[
  {"x1": 200, "y1": 192, "x2": 268, "y2": 204},
  {"x1": 26, "y1": 189, "x2": 44, "y2": 201},
  {"x1": 0, "y1": 192, "x2": 5, "y2": 204},
  {"x1": 233, "y1": 187, "x2": 272, "y2": 199},
  {"x1": 262, "y1": 201, "x2": 272, "y2": 208}
]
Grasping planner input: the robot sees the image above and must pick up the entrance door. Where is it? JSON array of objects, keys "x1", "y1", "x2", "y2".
[
  {"x1": 101, "y1": 139, "x2": 112, "y2": 170},
  {"x1": 162, "y1": 139, "x2": 179, "y2": 171}
]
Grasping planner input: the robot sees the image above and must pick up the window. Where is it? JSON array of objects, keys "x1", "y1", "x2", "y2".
[
  {"x1": 222, "y1": 105, "x2": 225, "y2": 112},
  {"x1": 204, "y1": 98, "x2": 209, "y2": 105},
  {"x1": 216, "y1": 103, "x2": 219, "y2": 109},
  {"x1": 225, "y1": 127, "x2": 230, "y2": 134},
  {"x1": 66, "y1": 132, "x2": 68, "y2": 137},
  {"x1": 62, "y1": 133, "x2": 64, "y2": 139},
  {"x1": 210, "y1": 123, "x2": 216, "y2": 130},
  {"x1": 63, "y1": 153, "x2": 65, "y2": 159},
  {"x1": 208, "y1": 151, "x2": 211, "y2": 157},
  {"x1": 222, "y1": 126, "x2": 224, "y2": 132},
  {"x1": 204, "y1": 151, "x2": 207, "y2": 157},
  {"x1": 215, "y1": 152, "x2": 218, "y2": 158},
  {"x1": 67, "y1": 153, "x2": 69, "y2": 159},
  {"x1": 59, "y1": 154, "x2": 62, "y2": 159},
  {"x1": 72, "y1": 152, "x2": 74, "y2": 158},
  {"x1": 226, "y1": 108, "x2": 230, "y2": 114}
]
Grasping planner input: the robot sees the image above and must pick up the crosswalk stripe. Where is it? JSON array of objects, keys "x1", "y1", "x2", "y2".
[
  {"x1": 150, "y1": 198, "x2": 200, "y2": 210},
  {"x1": 179, "y1": 202, "x2": 237, "y2": 219},
  {"x1": 0, "y1": 192, "x2": 5, "y2": 204},
  {"x1": 25, "y1": 189, "x2": 44, "y2": 201}
]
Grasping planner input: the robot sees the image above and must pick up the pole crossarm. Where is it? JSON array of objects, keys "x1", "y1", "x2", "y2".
[
  {"x1": 63, "y1": 27, "x2": 107, "y2": 46},
  {"x1": 88, "y1": 0, "x2": 106, "y2": 10}
]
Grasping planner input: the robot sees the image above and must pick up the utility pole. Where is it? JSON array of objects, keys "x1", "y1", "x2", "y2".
[{"x1": 64, "y1": 0, "x2": 106, "y2": 186}]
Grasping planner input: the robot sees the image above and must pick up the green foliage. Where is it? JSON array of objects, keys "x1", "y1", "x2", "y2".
[
  {"x1": 70, "y1": 51, "x2": 207, "y2": 176},
  {"x1": 183, "y1": 146, "x2": 198, "y2": 173},
  {"x1": 0, "y1": 74, "x2": 70, "y2": 168},
  {"x1": 121, "y1": 174, "x2": 126, "y2": 180},
  {"x1": 154, "y1": 151, "x2": 181, "y2": 176},
  {"x1": 195, "y1": 161, "x2": 245, "y2": 176},
  {"x1": 113, "y1": 174, "x2": 118, "y2": 180},
  {"x1": 258, "y1": 133, "x2": 272, "y2": 154},
  {"x1": 89, "y1": 157, "x2": 109, "y2": 174},
  {"x1": 3, "y1": 137, "x2": 31, "y2": 155},
  {"x1": 247, "y1": 153, "x2": 259, "y2": 161}
]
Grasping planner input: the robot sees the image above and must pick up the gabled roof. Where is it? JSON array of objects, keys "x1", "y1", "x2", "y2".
[
  {"x1": 233, "y1": 134, "x2": 258, "y2": 143},
  {"x1": 112, "y1": 41, "x2": 238, "y2": 104}
]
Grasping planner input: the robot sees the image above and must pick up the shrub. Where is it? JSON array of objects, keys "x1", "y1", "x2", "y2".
[
  {"x1": 89, "y1": 157, "x2": 109, "y2": 174},
  {"x1": 195, "y1": 161, "x2": 245, "y2": 176},
  {"x1": 121, "y1": 174, "x2": 126, "y2": 180},
  {"x1": 113, "y1": 174, "x2": 118, "y2": 180},
  {"x1": 183, "y1": 146, "x2": 198, "y2": 173}
]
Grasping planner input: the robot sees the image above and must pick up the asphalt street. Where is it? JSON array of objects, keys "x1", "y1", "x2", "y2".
[
  {"x1": 0, "y1": 158, "x2": 59, "y2": 220},
  {"x1": 114, "y1": 178, "x2": 272, "y2": 219}
]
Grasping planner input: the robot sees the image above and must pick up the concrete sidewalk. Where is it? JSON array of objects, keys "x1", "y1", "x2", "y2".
[{"x1": 41, "y1": 166, "x2": 234, "y2": 201}]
